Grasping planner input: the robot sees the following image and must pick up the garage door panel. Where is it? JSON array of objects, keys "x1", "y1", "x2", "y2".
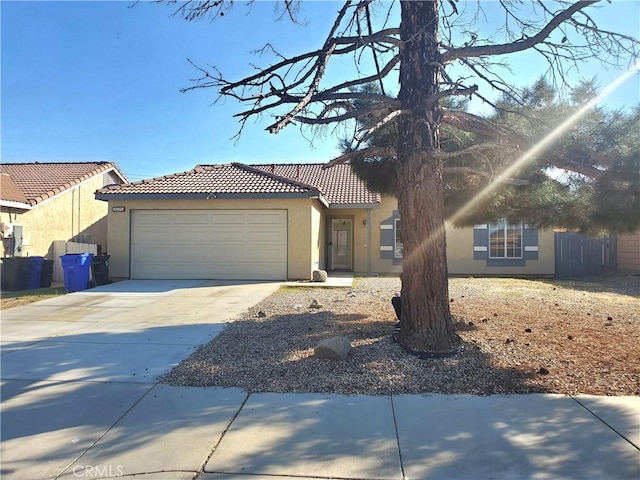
[
  {"x1": 209, "y1": 230, "x2": 246, "y2": 243},
  {"x1": 182, "y1": 229, "x2": 212, "y2": 243},
  {"x1": 247, "y1": 213, "x2": 285, "y2": 225},
  {"x1": 134, "y1": 229, "x2": 169, "y2": 244},
  {"x1": 131, "y1": 210, "x2": 287, "y2": 280},
  {"x1": 133, "y1": 245, "x2": 175, "y2": 259},
  {"x1": 135, "y1": 213, "x2": 174, "y2": 225},
  {"x1": 246, "y1": 230, "x2": 284, "y2": 243},
  {"x1": 210, "y1": 213, "x2": 245, "y2": 225},
  {"x1": 175, "y1": 213, "x2": 209, "y2": 224},
  {"x1": 174, "y1": 246, "x2": 212, "y2": 261}
]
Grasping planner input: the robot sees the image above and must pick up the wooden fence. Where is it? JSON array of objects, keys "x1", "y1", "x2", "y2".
[{"x1": 554, "y1": 232, "x2": 617, "y2": 278}]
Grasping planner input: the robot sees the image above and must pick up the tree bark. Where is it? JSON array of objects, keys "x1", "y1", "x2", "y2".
[{"x1": 395, "y1": 0, "x2": 460, "y2": 353}]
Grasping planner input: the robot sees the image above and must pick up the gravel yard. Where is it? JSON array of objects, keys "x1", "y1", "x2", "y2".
[{"x1": 162, "y1": 276, "x2": 640, "y2": 396}]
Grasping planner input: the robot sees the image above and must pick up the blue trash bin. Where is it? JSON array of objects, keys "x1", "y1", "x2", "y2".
[
  {"x1": 60, "y1": 253, "x2": 94, "y2": 292},
  {"x1": 27, "y1": 256, "x2": 46, "y2": 289}
]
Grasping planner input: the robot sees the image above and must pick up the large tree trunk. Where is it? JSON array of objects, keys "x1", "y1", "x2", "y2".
[{"x1": 395, "y1": 0, "x2": 460, "y2": 354}]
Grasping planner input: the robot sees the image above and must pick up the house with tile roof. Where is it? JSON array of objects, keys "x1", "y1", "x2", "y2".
[
  {"x1": 1, "y1": 162, "x2": 127, "y2": 259},
  {"x1": 96, "y1": 162, "x2": 555, "y2": 280}
]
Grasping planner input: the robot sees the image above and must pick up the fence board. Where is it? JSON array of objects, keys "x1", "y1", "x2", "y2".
[{"x1": 554, "y1": 233, "x2": 617, "y2": 278}]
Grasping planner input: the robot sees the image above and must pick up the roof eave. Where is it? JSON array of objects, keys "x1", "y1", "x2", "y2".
[
  {"x1": 95, "y1": 192, "x2": 322, "y2": 201},
  {"x1": 0, "y1": 200, "x2": 32, "y2": 210},
  {"x1": 328, "y1": 202, "x2": 381, "y2": 209}
]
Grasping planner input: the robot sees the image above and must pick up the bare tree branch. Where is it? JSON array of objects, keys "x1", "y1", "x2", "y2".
[
  {"x1": 324, "y1": 146, "x2": 397, "y2": 169},
  {"x1": 442, "y1": 0, "x2": 598, "y2": 62}
]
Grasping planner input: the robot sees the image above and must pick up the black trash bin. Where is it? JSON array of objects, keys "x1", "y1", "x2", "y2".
[
  {"x1": 91, "y1": 254, "x2": 111, "y2": 286},
  {"x1": 40, "y1": 259, "x2": 54, "y2": 288},
  {"x1": 1, "y1": 257, "x2": 31, "y2": 291}
]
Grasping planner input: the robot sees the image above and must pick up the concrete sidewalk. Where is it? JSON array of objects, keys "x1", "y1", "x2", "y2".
[{"x1": 1, "y1": 280, "x2": 638, "y2": 480}]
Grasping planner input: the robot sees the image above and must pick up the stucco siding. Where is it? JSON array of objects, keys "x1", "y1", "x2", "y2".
[
  {"x1": 368, "y1": 196, "x2": 554, "y2": 276},
  {"x1": 105, "y1": 197, "x2": 316, "y2": 279},
  {"x1": 618, "y1": 231, "x2": 640, "y2": 273},
  {"x1": 1, "y1": 174, "x2": 109, "y2": 258},
  {"x1": 447, "y1": 224, "x2": 555, "y2": 276},
  {"x1": 311, "y1": 201, "x2": 325, "y2": 272},
  {"x1": 370, "y1": 196, "x2": 403, "y2": 275}
]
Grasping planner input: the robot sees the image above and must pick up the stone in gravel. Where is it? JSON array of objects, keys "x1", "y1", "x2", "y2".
[
  {"x1": 314, "y1": 336, "x2": 351, "y2": 360},
  {"x1": 310, "y1": 299, "x2": 323, "y2": 309},
  {"x1": 312, "y1": 269, "x2": 328, "y2": 282},
  {"x1": 538, "y1": 367, "x2": 550, "y2": 375},
  {"x1": 257, "y1": 311, "x2": 267, "y2": 318},
  {"x1": 525, "y1": 328, "x2": 532, "y2": 333},
  {"x1": 480, "y1": 317, "x2": 489, "y2": 322}
]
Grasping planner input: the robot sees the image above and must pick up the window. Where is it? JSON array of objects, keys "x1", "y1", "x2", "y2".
[
  {"x1": 394, "y1": 219, "x2": 403, "y2": 258},
  {"x1": 489, "y1": 221, "x2": 522, "y2": 258}
]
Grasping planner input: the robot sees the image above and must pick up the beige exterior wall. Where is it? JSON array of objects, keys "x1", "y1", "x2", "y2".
[
  {"x1": 618, "y1": 231, "x2": 640, "y2": 274},
  {"x1": 105, "y1": 197, "x2": 317, "y2": 279},
  {"x1": 311, "y1": 201, "x2": 325, "y2": 272},
  {"x1": 446, "y1": 224, "x2": 555, "y2": 276},
  {"x1": 1, "y1": 174, "x2": 109, "y2": 259},
  {"x1": 105, "y1": 193, "x2": 556, "y2": 280},
  {"x1": 326, "y1": 208, "x2": 371, "y2": 273},
  {"x1": 364, "y1": 196, "x2": 555, "y2": 276},
  {"x1": 369, "y1": 196, "x2": 403, "y2": 275}
]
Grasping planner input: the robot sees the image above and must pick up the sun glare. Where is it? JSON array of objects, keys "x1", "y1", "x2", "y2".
[
  {"x1": 403, "y1": 61, "x2": 640, "y2": 266},
  {"x1": 448, "y1": 60, "x2": 640, "y2": 225}
]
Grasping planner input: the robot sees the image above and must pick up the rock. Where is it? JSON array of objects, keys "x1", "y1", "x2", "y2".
[
  {"x1": 309, "y1": 299, "x2": 323, "y2": 309},
  {"x1": 314, "y1": 336, "x2": 351, "y2": 360},
  {"x1": 312, "y1": 270, "x2": 328, "y2": 282},
  {"x1": 525, "y1": 328, "x2": 532, "y2": 333},
  {"x1": 257, "y1": 311, "x2": 267, "y2": 318},
  {"x1": 480, "y1": 317, "x2": 489, "y2": 323},
  {"x1": 538, "y1": 367, "x2": 550, "y2": 375}
]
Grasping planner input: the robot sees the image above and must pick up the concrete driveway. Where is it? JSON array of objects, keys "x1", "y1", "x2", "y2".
[
  {"x1": 0, "y1": 279, "x2": 281, "y2": 480},
  {"x1": 1, "y1": 280, "x2": 638, "y2": 480}
]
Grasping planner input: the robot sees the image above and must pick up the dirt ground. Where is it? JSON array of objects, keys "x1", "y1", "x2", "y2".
[
  {"x1": 448, "y1": 275, "x2": 640, "y2": 395},
  {"x1": 164, "y1": 275, "x2": 640, "y2": 396},
  {"x1": 0, "y1": 286, "x2": 66, "y2": 310}
]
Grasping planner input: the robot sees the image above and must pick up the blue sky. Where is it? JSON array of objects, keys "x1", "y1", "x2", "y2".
[{"x1": 2, "y1": 1, "x2": 639, "y2": 181}]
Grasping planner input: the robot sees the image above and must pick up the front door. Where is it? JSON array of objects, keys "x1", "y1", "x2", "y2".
[{"x1": 330, "y1": 218, "x2": 353, "y2": 270}]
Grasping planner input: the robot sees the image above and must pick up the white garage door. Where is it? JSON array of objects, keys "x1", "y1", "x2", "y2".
[{"x1": 131, "y1": 210, "x2": 287, "y2": 280}]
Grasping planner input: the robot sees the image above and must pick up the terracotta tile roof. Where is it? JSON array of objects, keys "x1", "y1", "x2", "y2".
[
  {"x1": 0, "y1": 162, "x2": 124, "y2": 207},
  {"x1": 96, "y1": 162, "x2": 381, "y2": 207},
  {"x1": 0, "y1": 173, "x2": 29, "y2": 205},
  {"x1": 252, "y1": 163, "x2": 381, "y2": 206},
  {"x1": 97, "y1": 164, "x2": 320, "y2": 197}
]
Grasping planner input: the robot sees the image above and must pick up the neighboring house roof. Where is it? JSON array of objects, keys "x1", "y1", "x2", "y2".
[
  {"x1": 0, "y1": 162, "x2": 127, "y2": 209},
  {"x1": 0, "y1": 173, "x2": 29, "y2": 206},
  {"x1": 96, "y1": 162, "x2": 381, "y2": 208}
]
